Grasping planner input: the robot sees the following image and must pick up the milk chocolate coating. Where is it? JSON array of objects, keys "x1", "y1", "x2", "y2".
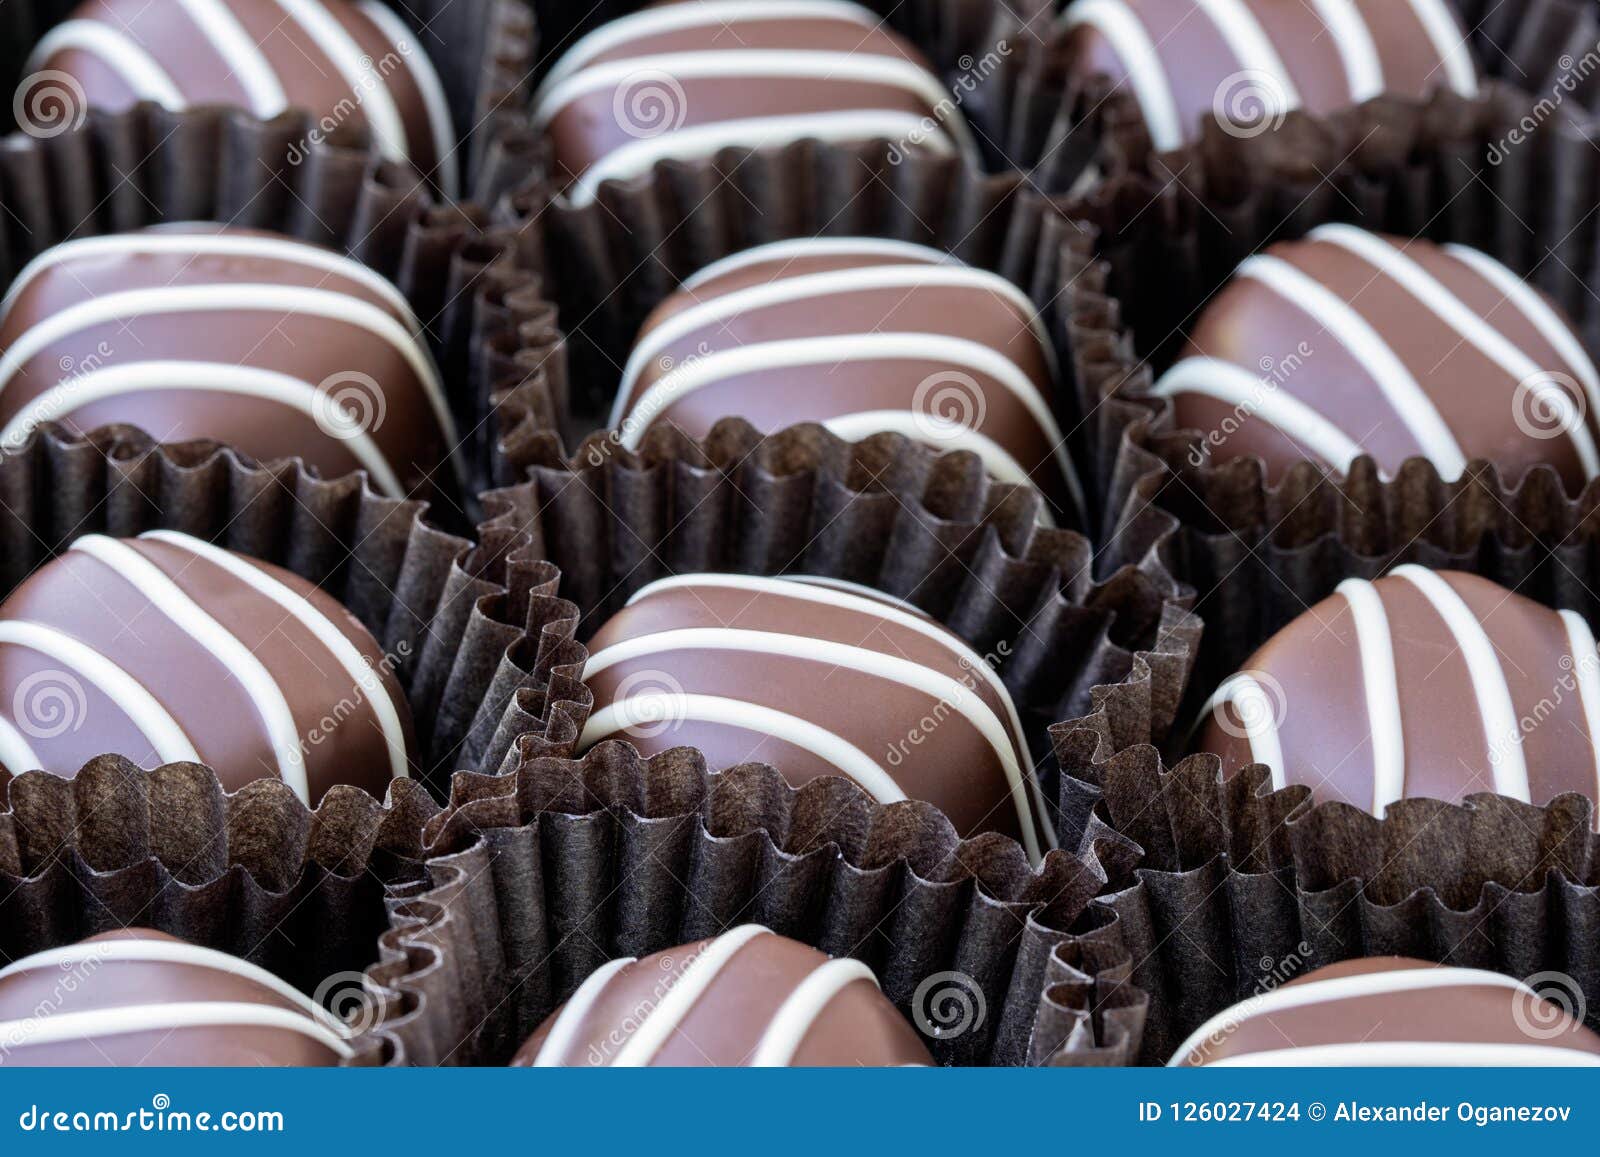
[
  {"x1": 1060, "y1": 0, "x2": 1479, "y2": 150},
  {"x1": 1195, "y1": 567, "x2": 1600, "y2": 820},
  {"x1": 0, "y1": 530, "x2": 416, "y2": 803},
  {"x1": 612, "y1": 237, "x2": 1082, "y2": 521},
  {"x1": 0, "y1": 224, "x2": 458, "y2": 497},
  {"x1": 1172, "y1": 956, "x2": 1600, "y2": 1066},
  {"x1": 1154, "y1": 226, "x2": 1600, "y2": 489},
  {"x1": 512, "y1": 926, "x2": 932, "y2": 1066},
  {"x1": 0, "y1": 930, "x2": 350, "y2": 1067},
  {"x1": 24, "y1": 0, "x2": 457, "y2": 195},
  {"x1": 580, "y1": 574, "x2": 1054, "y2": 860},
  {"x1": 534, "y1": 0, "x2": 973, "y2": 204}
]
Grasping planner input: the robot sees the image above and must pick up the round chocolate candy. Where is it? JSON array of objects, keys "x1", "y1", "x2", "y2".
[
  {"x1": 610, "y1": 237, "x2": 1083, "y2": 523},
  {"x1": 1196, "y1": 567, "x2": 1600, "y2": 818},
  {"x1": 1152, "y1": 226, "x2": 1600, "y2": 489},
  {"x1": 534, "y1": 0, "x2": 975, "y2": 206},
  {"x1": 512, "y1": 926, "x2": 932, "y2": 1067},
  {"x1": 1060, "y1": 0, "x2": 1478, "y2": 151},
  {"x1": 21, "y1": 0, "x2": 457, "y2": 196},
  {"x1": 1171, "y1": 956, "x2": 1600, "y2": 1066},
  {"x1": 0, "y1": 224, "x2": 460, "y2": 498},
  {"x1": 0, "y1": 930, "x2": 352, "y2": 1066},
  {"x1": 579, "y1": 573, "x2": 1055, "y2": 862},
  {"x1": 0, "y1": 529, "x2": 415, "y2": 804}
]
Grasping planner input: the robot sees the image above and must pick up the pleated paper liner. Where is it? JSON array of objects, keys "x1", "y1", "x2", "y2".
[
  {"x1": 1051, "y1": 84, "x2": 1600, "y2": 692},
  {"x1": 0, "y1": 100, "x2": 558, "y2": 511},
  {"x1": 0, "y1": 0, "x2": 536, "y2": 203},
  {"x1": 0, "y1": 423, "x2": 588, "y2": 799},
  {"x1": 362, "y1": 742, "x2": 1156, "y2": 1067},
  {"x1": 0, "y1": 757, "x2": 441, "y2": 1063},
  {"x1": 1051, "y1": 723, "x2": 1600, "y2": 1065}
]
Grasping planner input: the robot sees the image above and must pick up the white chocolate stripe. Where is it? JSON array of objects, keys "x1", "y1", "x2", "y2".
[
  {"x1": 1311, "y1": 225, "x2": 1600, "y2": 478},
  {"x1": 271, "y1": 0, "x2": 410, "y2": 164},
  {"x1": 141, "y1": 530, "x2": 411, "y2": 785},
  {"x1": 564, "y1": 110, "x2": 960, "y2": 207},
  {"x1": 531, "y1": 956, "x2": 635, "y2": 1066},
  {"x1": 1060, "y1": 0, "x2": 1184, "y2": 152},
  {"x1": 580, "y1": 694, "x2": 908, "y2": 812},
  {"x1": 24, "y1": 23, "x2": 186, "y2": 109},
  {"x1": 1207, "y1": 1041, "x2": 1600, "y2": 1066},
  {"x1": 177, "y1": 0, "x2": 288, "y2": 117},
  {"x1": 1308, "y1": 0, "x2": 1384, "y2": 101},
  {"x1": 1153, "y1": 356, "x2": 1367, "y2": 471},
  {"x1": 1404, "y1": 0, "x2": 1479, "y2": 97},
  {"x1": 682, "y1": 238, "x2": 953, "y2": 292},
  {"x1": 623, "y1": 574, "x2": 1055, "y2": 849},
  {"x1": 1239, "y1": 254, "x2": 1467, "y2": 477},
  {"x1": 1558, "y1": 609, "x2": 1600, "y2": 811},
  {"x1": 1, "y1": 231, "x2": 420, "y2": 327},
  {"x1": 1168, "y1": 966, "x2": 1531, "y2": 1066},
  {"x1": 0, "y1": 940, "x2": 345, "y2": 1032},
  {"x1": 1193, "y1": 0, "x2": 1300, "y2": 106},
  {"x1": 615, "y1": 265, "x2": 1056, "y2": 410},
  {"x1": 748, "y1": 958, "x2": 879, "y2": 1066},
  {"x1": 536, "y1": 51, "x2": 963, "y2": 140},
  {"x1": 71, "y1": 536, "x2": 310, "y2": 802},
  {"x1": 1208, "y1": 673, "x2": 1285, "y2": 786},
  {"x1": 1335, "y1": 577, "x2": 1406, "y2": 814},
  {"x1": 0, "y1": 620, "x2": 198, "y2": 765},
  {"x1": 0, "y1": 1002, "x2": 352, "y2": 1058},
  {"x1": 617, "y1": 332, "x2": 1067, "y2": 474},
  {"x1": 0, "y1": 713, "x2": 43, "y2": 776},
  {"x1": 609, "y1": 925, "x2": 771, "y2": 1065},
  {"x1": 584, "y1": 627, "x2": 1043, "y2": 862},
  {"x1": 356, "y1": 0, "x2": 460, "y2": 199},
  {"x1": 1, "y1": 362, "x2": 404, "y2": 499},
  {"x1": 1391, "y1": 564, "x2": 1529, "y2": 801},
  {"x1": 536, "y1": 1, "x2": 880, "y2": 98},
  {"x1": 1442, "y1": 242, "x2": 1600, "y2": 402},
  {"x1": 0, "y1": 283, "x2": 454, "y2": 450},
  {"x1": 818, "y1": 412, "x2": 1069, "y2": 528}
]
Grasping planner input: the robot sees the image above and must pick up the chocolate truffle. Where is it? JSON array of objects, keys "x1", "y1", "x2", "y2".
[
  {"x1": 0, "y1": 530, "x2": 416, "y2": 803},
  {"x1": 1171, "y1": 956, "x2": 1600, "y2": 1066},
  {"x1": 1060, "y1": 0, "x2": 1478, "y2": 151},
  {"x1": 1153, "y1": 226, "x2": 1600, "y2": 489},
  {"x1": 0, "y1": 225, "x2": 461, "y2": 498},
  {"x1": 1195, "y1": 567, "x2": 1600, "y2": 818},
  {"x1": 23, "y1": 0, "x2": 457, "y2": 196},
  {"x1": 580, "y1": 573, "x2": 1055, "y2": 862},
  {"x1": 0, "y1": 930, "x2": 352, "y2": 1066},
  {"x1": 534, "y1": 0, "x2": 975, "y2": 206},
  {"x1": 512, "y1": 926, "x2": 932, "y2": 1067},
  {"x1": 610, "y1": 237, "x2": 1083, "y2": 523}
]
